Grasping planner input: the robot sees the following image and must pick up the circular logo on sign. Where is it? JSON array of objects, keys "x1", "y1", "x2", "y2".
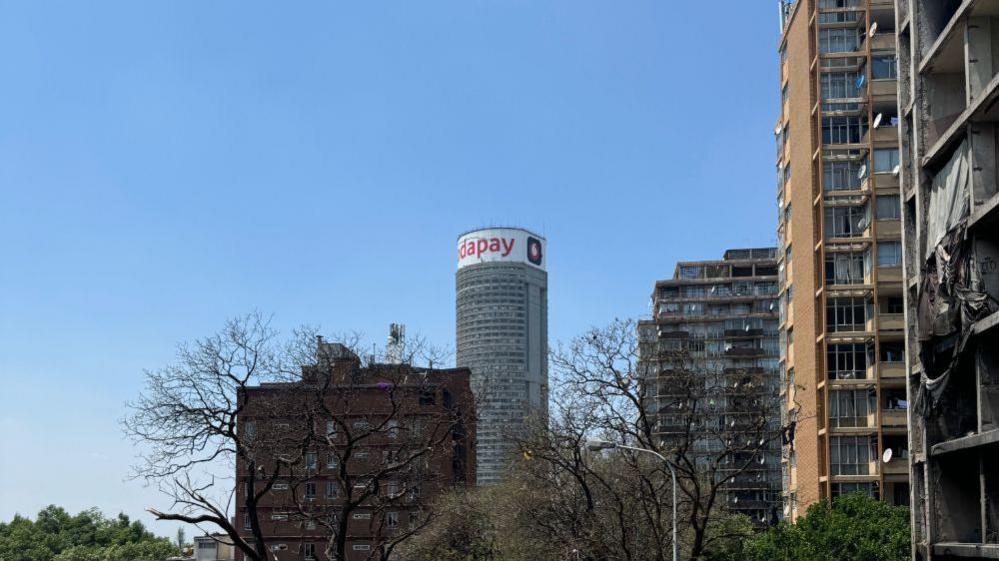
[{"x1": 527, "y1": 236, "x2": 543, "y2": 265}]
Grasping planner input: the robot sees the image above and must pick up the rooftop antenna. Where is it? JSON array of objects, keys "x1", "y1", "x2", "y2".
[{"x1": 386, "y1": 323, "x2": 406, "y2": 365}]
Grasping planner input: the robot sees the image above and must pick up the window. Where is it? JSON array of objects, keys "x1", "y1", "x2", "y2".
[
  {"x1": 828, "y1": 343, "x2": 870, "y2": 380},
  {"x1": 830, "y1": 436, "x2": 875, "y2": 475},
  {"x1": 877, "y1": 241, "x2": 902, "y2": 267},
  {"x1": 304, "y1": 543, "x2": 316, "y2": 560},
  {"x1": 326, "y1": 420, "x2": 338, "y2": 439},
  {"x1": 880, "y1": 342, "x2": 905, "y2": 363},
  {"x1": 820, "y1": 71, "x2": 862, "y2": 100},
  {"x1": 818, "y1": 10, "x2": 861, "y2": 23},
  {"x1": 824, "y1": 205, "x2": 869, "y2": 238},
  {"x1": 387, "y1": 419, "x2": 400, "y2": 439},
  {"x1": 352, "y1": 512, "x2": 372, "y2": 520},
  {"x1": 198, "y1": 541, "x2": 217, "y2": 550},
  {"x1": 682, "y1": 302, "x2": 704, "y2": 316},
  {"x1": 326, "y1": 481, "x2": 337, "y2": 499},
  {"x1": 871, "y1": 55, "x2": 897, "y2": 79},
  {"x1": 832, "y1": 482, "x2": 878, "y2": 498},
  {"x1": 273, "y1": 482, "x2": 289, "y2": 491},
  {"x1": 683, "y1": 285, "x2": 705, "y2": 298},
  {"x1": 819, "y1": 28, "x2": 861, "y2": 54},
  {"x1": 419, "y1": 390, "x2": 436, "y2": 406},
  {"x1": 825, "y1": 251, "x2": 870, "y2": 285},
  {"x1": 306, "y1": 452, "x2": 318, "y2": 473},
  {"x1": 386, "y1": 511, "x2": 400, "y2": 530},
  {"x1": 819, "y1": 0, "x2": 862, "y2": 7},
  {"x1": 826, "y1": 297, "x2": 869, "y2": 332},
  {"x1": 353, "y1": 544, "x2": 371, "y2": 551},
  {"x1": 876, "y1": 195, "x2": 900, "y2": 220},
  {"x1": 829, "y1": 389, "x2": 875, "y2": 428},
  {"x1": 352, "y1": 420, "x2": 371, "y2": 430},
  {"x1": 823, "y1": 160, "x2": 864, "y2": 191},
  {"x1": 822, "y1": 115, "x2": 867, "y2": 144},
  {"x1": 271, "y1": 513, "x2": 288, "y2": 521},
  {"x1": 243, "y1": 511, "x2": 251, "y2": 530},
  {"x1": 679, "y1": 266, "x2": 702, "y2": 279},
  {"x1": 883, "y1": 297, "x2": 904, "y2": 314},
  {"x1": 327, "y1": 453, "x2": 339, "y2": 470},
  {"x1": 305, "y1": 482, "x2": 317, "y2": 500},
  {"x1": 873, "y1": 148, "x2": 899, "y2": 173},
  {"x1": 243, "y1": 420, "x2": 256, "y2": 441}
]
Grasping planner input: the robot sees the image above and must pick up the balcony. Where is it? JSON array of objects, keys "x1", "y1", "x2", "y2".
[
  {"x1": 871, "y1": 172, "x2": 899, "y2": 191},
  {"x1": 881, "y1": 408, "x2": 907, "y2": 429},
  {"x1": 871, "y1": 79, "x2": 898, "y2": 100},
  {"x1": 871, "y1": 124, "x2": 898, "y2": 144},
  {"x1": 882, "y1": 456, "x2": 909, "y2": 476},
  {"x1": 877, "y1": 265, "x2": 903, "y2": 284},
  {"x1": 870, "y1": 32, "x2": 896, "y2": 52},
  {"x1": 879, "y1": 361, "x2": 905, "y2": 379},
  {"x1": 829, "y1": 365, "x2": 876, "y2": 383},
  {"x1": 876, "y1": 220, "x2": 901, "y2": 238},
  {"x1": 878, "y1": 312, "x2": 904, "y2": 331}
]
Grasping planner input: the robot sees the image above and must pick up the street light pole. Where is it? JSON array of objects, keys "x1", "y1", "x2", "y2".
[{"x1": 586, "y1": 440, "x2": 678, "y2": 561}]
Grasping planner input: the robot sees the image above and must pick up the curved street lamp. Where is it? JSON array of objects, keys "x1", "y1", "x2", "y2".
[{"x1": 586, "y1": 439, "x2": 678, "y2": 561}]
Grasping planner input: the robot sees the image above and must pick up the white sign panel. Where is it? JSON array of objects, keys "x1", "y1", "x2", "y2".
[{"x1": 457, "y1": 228, "x2": 545, "y2": 271}]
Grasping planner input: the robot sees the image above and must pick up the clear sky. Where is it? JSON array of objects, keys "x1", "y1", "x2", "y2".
[{"x1": 0, "y1": 0, "x2": 778, "y2": 538}]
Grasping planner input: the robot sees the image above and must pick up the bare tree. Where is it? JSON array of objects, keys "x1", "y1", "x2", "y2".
[
  {"x1": 122, "y1": 313, "x2": 473, "y2": 561},
  {"x1": 519, "y1": 318, "x2": 779, "y2": 561}
]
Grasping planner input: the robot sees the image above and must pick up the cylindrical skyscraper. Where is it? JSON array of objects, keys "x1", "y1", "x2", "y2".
[{"x1": 455, "y1": 227, "x2": 548, "y2": 485}]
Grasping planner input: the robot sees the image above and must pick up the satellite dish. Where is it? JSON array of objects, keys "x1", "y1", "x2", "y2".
[
  {"x1": 883, "y1": 448, "x2": 893, "y2": 463},
  {"x1": 858, "y1": 163, "x2": 868, "y2": 179},
  {"x1": 733, "y1": 496, "x2": 739, "y2": 504},
  {"x1": 892, "y1": 164, "x2": 901, "y2": 176},
  {"x1": 869, "y1": 22, "x2": 878, "y2": 37},
  {"x1": 873, "y1": 113, "x2": 883, "y2": 128}
]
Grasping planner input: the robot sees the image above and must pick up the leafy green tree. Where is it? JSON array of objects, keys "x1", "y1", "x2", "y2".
[
  {"x1": 0, "y1": 506, "x2": 177, "y2": 561},
  {"x1": 743, "y1": 493, "x2": 910, "y2": 561}
]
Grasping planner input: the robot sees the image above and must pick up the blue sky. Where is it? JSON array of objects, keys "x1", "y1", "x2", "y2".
[{"x1": 0, "y1": 1, "x2": 778, "y2": 537}]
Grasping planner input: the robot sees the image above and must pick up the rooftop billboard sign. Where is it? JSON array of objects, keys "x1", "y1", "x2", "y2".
[{"x1": 457, "y1": 228, "x2": 545, "y2": 271}]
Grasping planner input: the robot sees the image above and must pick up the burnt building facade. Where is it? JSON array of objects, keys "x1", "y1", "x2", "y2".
[{"x1": 894, "y1": 0, "x2": 999, "y2": 558}]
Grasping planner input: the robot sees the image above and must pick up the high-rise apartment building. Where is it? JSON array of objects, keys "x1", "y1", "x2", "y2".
[
  {"x1": 776, "y1": 0, "x2": 909, "y2": 520},
  {"x1": 455, "y1": 227, "x2": 548, "y2": 485},
  {"x1": 894, "y1": 1, "x2": 999, "y2": 558},
  {"x1": 638, "y1": 248, "x2": 783, "y2": 524}
]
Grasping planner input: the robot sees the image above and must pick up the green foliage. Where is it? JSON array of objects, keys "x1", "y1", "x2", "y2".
[
  {"x1": 701, "y1": 514, "x2": 756, "y2": 561},
  {"x1": 743, "y1": 493, "x2": 910, "y2": 561},
  {"x1": 0, "y1": 506, "x2": 178, "y2": 561}
]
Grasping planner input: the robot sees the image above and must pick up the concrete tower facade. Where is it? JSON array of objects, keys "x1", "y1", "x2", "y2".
[{"x1": 455, "y1": 227, "x2": 548, "y2": 485}]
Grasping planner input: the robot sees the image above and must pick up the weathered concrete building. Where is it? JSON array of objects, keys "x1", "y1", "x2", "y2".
[
  {"x1": 893, "y1": 0, "x2": 999, "y2": 558},
  {"x1": 638, "y1": 248, "x2": 783, "y2": 524}
]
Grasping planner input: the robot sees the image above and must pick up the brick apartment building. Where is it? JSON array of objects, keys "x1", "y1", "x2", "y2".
[
  {"x1": 776, "y1": 0, "x2": 908, "y2": 519},
  {"x1": 234, "y1": 339, "x2": 475, "y2": 561}
]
